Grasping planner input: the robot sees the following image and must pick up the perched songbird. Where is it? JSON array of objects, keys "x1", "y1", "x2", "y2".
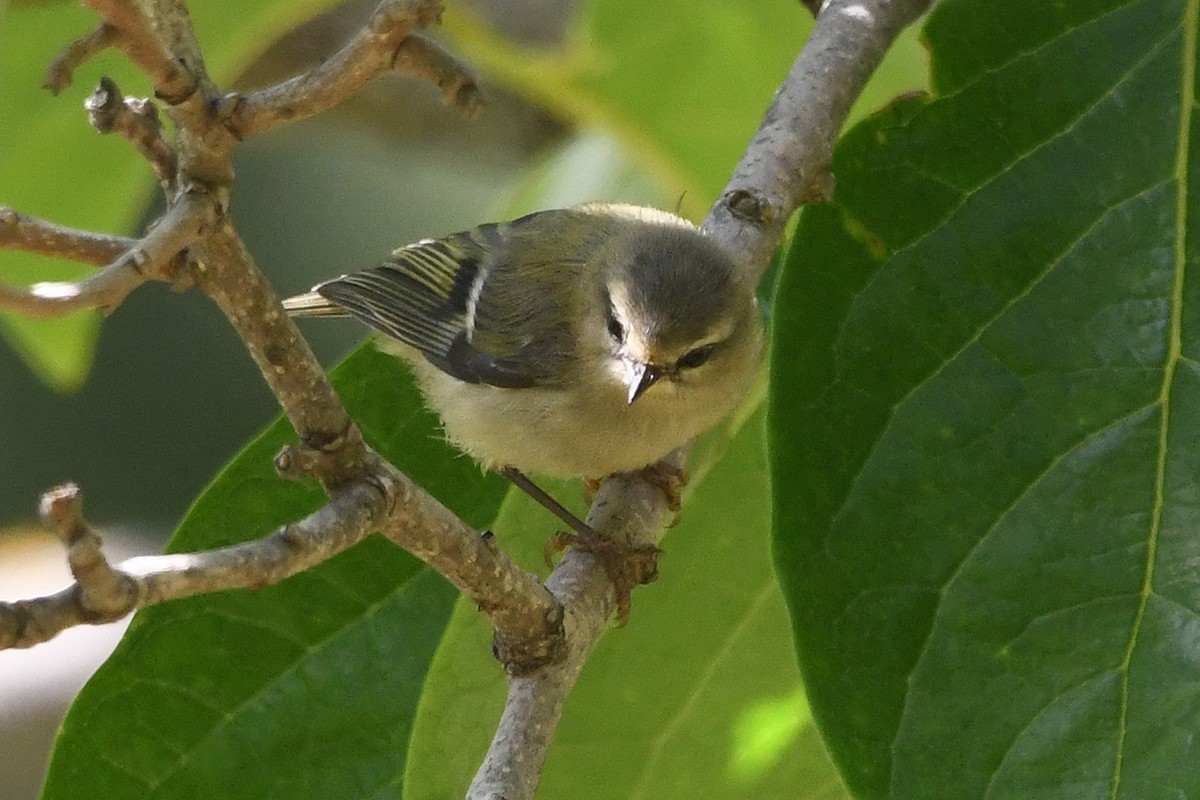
[{"x1": 284, "y1": 203, "x2": 763, "y2": 485}]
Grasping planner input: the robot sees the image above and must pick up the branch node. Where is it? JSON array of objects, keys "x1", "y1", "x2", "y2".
[
  {"x1": 276, "y1": 424, "x2": 377, "y2": 489},
  {"x1": 722, "y1": 188, "x2": 778, "y2": 225},
  {"x1": 153, "y1": 73, "x2": 201, "y2": 107},
  {"x1": 494, "y1": 599, "x2": 565, "y2": 676},
  {"x1": 86, "y1": 77, "x2": 177, "y2": 192},
  {"x1": 274, "y1": 444, "x2": 308, "y2": 481}
]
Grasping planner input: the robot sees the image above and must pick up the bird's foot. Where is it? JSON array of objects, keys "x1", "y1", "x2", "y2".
[
  {"x1": 638, "y1": 462, "x2": 689, "y2": 528},
  {"x1": 544, "y1": 528, "x2": 661, "y2": 624}
]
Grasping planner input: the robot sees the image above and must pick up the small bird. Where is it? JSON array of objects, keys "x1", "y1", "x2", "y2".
[{"x1": 283, "y1": 203, "x2": 763, "y2": 603}]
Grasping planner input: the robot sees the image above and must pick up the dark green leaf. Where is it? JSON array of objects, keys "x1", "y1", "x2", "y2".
[
  {"x1": 770, "y1": 0, "x2": 1195, "y2": 797},
  {"x1": 43, "y1": 346, "x2": 509, "y2": 799}
]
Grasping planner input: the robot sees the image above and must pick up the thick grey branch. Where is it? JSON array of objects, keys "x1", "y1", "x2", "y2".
[
  {"x1": 223, "y1": 0, "x2": 476, "y2": 140},
  {"x1": 468, "y1": 1, "x2": 933, "y2": 797},
  {"x1": 707, "y1": 0, "x2": 933, "y2": 283}
]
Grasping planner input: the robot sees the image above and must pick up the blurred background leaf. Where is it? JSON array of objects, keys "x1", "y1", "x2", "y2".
[
  {"x1": 770, "y1": 0, "x2": 1197, "y2": 797},
  {"x1": 0, "y1": 0, "x2": 352, "y2": 389}
]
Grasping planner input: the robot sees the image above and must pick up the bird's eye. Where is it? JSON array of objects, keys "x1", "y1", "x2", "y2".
[
  {"x1": 677, "y1": 345, "x2": 714, "y2": 370},
  {"x1": 606, "y1": 310, "x2": 625, "y2": 343}
]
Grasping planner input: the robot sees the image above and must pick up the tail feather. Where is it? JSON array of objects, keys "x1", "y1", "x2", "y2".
[{"x1": 281, "y1": 290, "x2": 347, "y2": 317}]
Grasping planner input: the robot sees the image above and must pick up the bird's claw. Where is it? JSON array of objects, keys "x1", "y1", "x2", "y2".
[
  {"x1": 544, "y1": 527, "x2": 661, "y2": 624},
  {"x1": 638, "y1": 462, "x2": 689, "y2": 527}
]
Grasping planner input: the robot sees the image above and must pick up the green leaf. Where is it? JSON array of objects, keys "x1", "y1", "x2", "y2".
[
  {"x1": 0, "y1": 0, "x2": 347, "y2": 389},
  {"x1": 444, "y1": 0, "x2": 928, "y2": 218},
  {"x1": 42, "y1": 345, "x2": 510, "y2": 800},
  {"x1": 405, "y1": 409, "x2": 849, "y2": 800},
  {"x1": 770, "y1": 0, "x2": 1197, "y2": 797}
]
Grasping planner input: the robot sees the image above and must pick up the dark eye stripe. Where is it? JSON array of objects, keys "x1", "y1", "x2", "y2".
[
  {"x1": 606, "y1": 308, "x2": 625, "y2": 342},
  {"x1": 677, "y1": 344, "x2": 714, "y2": 369}
]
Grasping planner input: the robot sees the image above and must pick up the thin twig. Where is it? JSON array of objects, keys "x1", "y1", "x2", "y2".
[
  {"x1": 2, "y1": 456, "x2": 563, "y2": 665},
  {"x1": 223, "y1": 0, "x2": 457, "y2": 140},
  {"x1": 77, "y1": 0, "x2": 200, "y2": 104},
  {"x1": 393, "y1": 34, "x2": 486, "y2": 117},
  {"x1": 44, "y1": 22, "x2": 118, "y2": 95},
  {"x1": 0, "y1": 207, "x2": 135, "y2": 266},
  {"x1": 467, "y1": 1, "x2": 934, "y2": 797},
  {"x1": 85, "y1": 77, "x2": 177, "y2": 194},
  {"x1": 1, "y1": 482, "x2": 384, "y2": 649},
  {"x1": 0, "y1": 192, "x2": 213, "y2": 318}
]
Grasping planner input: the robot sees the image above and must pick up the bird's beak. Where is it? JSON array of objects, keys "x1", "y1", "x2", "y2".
[{"x1": 626, "y1": 361, "x2": 662, "y2": 405}]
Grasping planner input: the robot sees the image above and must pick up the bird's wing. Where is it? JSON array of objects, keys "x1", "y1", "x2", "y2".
[{"x1": 290, "y1": 211, "x2": 590, "y2": 389}]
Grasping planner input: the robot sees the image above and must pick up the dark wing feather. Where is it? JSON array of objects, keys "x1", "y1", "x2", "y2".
[
  {"x1": 292, "y1": 208, "x2": 617, "y2": 390},
  {"x1": 310, "y1": 224, "x2": 544, "y2": 388}
]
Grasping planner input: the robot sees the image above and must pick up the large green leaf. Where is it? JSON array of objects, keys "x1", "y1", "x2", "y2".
[
  {"x1": 42, "y1": 346, "x2": 510, "y2": 799},
  {"x1": 0, "y1": 0, "x2": 347, "y2": 389},
  {"x1": 770, "y1": 0, "x2": 1197, "y2": 798},
  {"x1": 404, "y1": 408, "x2": 850, "y2": 800}
]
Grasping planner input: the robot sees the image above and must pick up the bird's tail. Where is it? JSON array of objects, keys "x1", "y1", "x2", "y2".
[{"x1": 281, "y1": 290, "x2": 347, "y2": 317}]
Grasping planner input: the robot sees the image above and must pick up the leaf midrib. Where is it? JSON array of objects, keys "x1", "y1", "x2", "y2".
[{"x1": 1109, "y1": 2, "x2": 1197, "y2": 796}]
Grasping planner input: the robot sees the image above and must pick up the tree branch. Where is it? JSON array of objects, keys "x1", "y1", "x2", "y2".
[
  {"x1": 2, "y1": 465, "x2": 562, "y2": 660},
  {"x1": 0, "y1": 482, "x2": 385, "y2": 649},
  {"x1": 85, "y1": 77, "x2": 177, "y2": 195},
  {"x1": 222, "y1": 0, "x2": 478, "y2": 140},
  {"x1": 44, "y1": 22, "x2": 118, "y2": 95},
  {"x1": 707, "y1": 0, "x2": 932, "y2": 283},
  {"x1": 0, "y1": 207, "x2": 135, "y2": 267},
  {"x1": 391, "y1": 34, "x2": 486, "y2": 116},
  {"x1": 466, "y1": 1, "x2": 933, "y2": 797},
  {"x1": 0, "y1": 192, "x2": 213, "y2": 318},
  {"x1": 77, "y1": 0, "x2": 201, "y2": 105}
]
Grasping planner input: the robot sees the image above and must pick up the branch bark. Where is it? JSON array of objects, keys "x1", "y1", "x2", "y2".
[
  {"x1": 0, "y1": 191, "x2": 213, "y2": 318},
  {"x1": 223, "y1": 0, "x2": 482, "y2": 139},
  {"x1": 0, "y1": 207, "x2": 135, "y2": 266}
]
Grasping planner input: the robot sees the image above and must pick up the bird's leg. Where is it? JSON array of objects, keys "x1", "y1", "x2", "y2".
[
  {"x1": 500, "y1": 466, "x2": 657, "y2": 623},
  {"x1": 500, "y1": 466, "x2": 592, "y2": 537}
]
